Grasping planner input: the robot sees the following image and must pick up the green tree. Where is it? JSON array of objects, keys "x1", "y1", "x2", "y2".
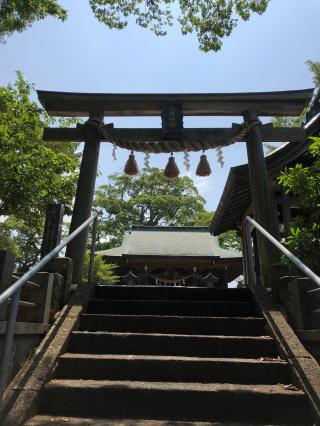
[
  {"x1": 1, "y1": 0, "x2": 270, "y2": 52},
  {"x1": 278, "y1": 137, "x2": 320, "y2": 274},
  {"x1": 0, "y1": 73, "x2": 80, "y2": 268},
  {"x1": 218, "y1": 229, "x2": 241, "y2": 252},
  {"x1": 94, "y1": 168, "x2": 206, "y2": 246},
  {"x1": 0, "y1": 72, "x2": 79, "y2": 227},
  {"x1": 190, "y1": 210, "x2": 214, "y2": 226},
  {"x1": 0, "y1": 216, "x2": 43, "y2": 270},
  {"x1": 306, "y1": 60, "x2": 320, "y2": 86},
  {"x1": 82, "y1": 252, "x2": 119, "y2": 284},
  {"x1": 0, "y1": 1, "x2": 67, "y2": 41}
]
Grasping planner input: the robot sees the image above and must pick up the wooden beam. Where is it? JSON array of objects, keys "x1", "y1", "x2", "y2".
[
  {"x1": 37, "y1": 89, "x2": 314, "y2": 117},
  {"x1": 43, "y1": 126, "x2": 307, "y2": 148}
]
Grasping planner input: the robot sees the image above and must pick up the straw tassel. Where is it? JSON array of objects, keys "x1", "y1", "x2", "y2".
[
  {"x1": 124, "y1": 151, "x2": 139, "y2": 175},
  {"x1": 216, "y1": 146, "x2": 224, "y2": 168},
  {"x1": 144, "y1": 152, "x2": 150, "y2": 169},
  {"x1": 196, "y1": 152, "x2": 211, "y2": 177},
  {"x1": 164, "y1": 153, "x2": 180, "y2": 178},
  {"x1": 183, "y1": 149, "x2": 190, "y2": 172}
]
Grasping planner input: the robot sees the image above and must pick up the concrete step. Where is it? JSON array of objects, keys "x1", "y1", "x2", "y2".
[
  {"x1": 39, "y1": 380, "x2": 312, "y2": 424},
  {"x1": 79, "y1": 314, "x2": 267, "y2": 336},
  {"x1": 86, "y1": 299, "x2": 258, "y2": 317},
  {"x1": 55, "y1": 353, "x2": 290, "y2": 384},
  {"x1": 68, "y1": 331, "x2": 278, "y2": 358},
  {"x1": 25, "y1": 415, "x2": 309, "y2": 426},
  {"x1": 95, "y1": 286, "x2": 253, "y2": 302}
]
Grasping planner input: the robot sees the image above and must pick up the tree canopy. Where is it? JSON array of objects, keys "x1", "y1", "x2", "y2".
[
  {"x1": 1, "y1": 0, "x2": 270, "y2": 51},
  {"x1": 94, "y1": 168, "x2": 241, "y2": 253},
  {"x1": 0, "y1": 72, "x2": 80, "y2": 267},
  {"x1": 0, "y1": 72, "x2": 79, "y2": 227},
  {"x1": 94, "y1": 168, "x2": 207, "y2": 247}
]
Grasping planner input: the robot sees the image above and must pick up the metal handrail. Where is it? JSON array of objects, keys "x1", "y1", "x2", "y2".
[
  {"x1": 245, "y1": 216, "x2": 320, "y2": 288},
  {"x1": 0, "y1": 213, "x2": 98, "y2": 399}
]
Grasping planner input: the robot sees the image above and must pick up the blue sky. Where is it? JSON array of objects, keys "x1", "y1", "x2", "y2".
[{"x1": 1, "y1": 0, "x2": 319, "y2": 211}]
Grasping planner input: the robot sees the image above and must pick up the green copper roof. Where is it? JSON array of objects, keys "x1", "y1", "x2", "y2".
[{"x1": 97, "y1": 226, "x2": 241, "y2": 258}]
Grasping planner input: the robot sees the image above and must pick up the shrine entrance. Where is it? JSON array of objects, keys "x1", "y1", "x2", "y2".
[{"x1": 38, "y1": 89, "x2": 313, "y2": 286}]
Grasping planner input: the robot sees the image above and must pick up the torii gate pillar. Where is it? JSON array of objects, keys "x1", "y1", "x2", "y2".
[
  {"x1": 66, "y1": 111, "x2": 103, "y2": 283},
  {"x1": 243, "y1": 110, "x2": 279, "y2": 287}
]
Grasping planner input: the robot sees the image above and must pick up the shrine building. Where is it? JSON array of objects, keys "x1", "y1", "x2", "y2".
[{"x1": 97, "y1": 225, "x2": 242, "y2": 287}]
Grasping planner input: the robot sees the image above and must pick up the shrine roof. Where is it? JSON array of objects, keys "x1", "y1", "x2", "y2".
[
  {"x1": 97, "y1": 226, "x2": 241, "y2": 259},
  {"x1": 210, "y1": 102, "x2": 320, "y2": 236},
  {"x1": 210, "y1": 141, "x2": 310, "y2": 235},
  {"x1": 37, "y1": 89, "x2": 313, "y2": 117}
]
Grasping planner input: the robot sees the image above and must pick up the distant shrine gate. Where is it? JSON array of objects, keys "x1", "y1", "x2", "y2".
[{"x1": 38, "y1": 89, "x2": 313, "y2": 286}]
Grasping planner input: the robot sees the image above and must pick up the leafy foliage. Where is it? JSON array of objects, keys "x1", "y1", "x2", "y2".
[
  {"x1": 0, "y1": 216, "x2": 43, "y2": 270},
  {"x1": 278, "y1": 137, "x2": 320, "y2": 273},
  {"x1": 0, "y1": 73, "x2": 80, "y2": 268},
  {"x1": 82, "y1": 252, "x2": 120, "y2": 284},
  {"x1": 218, "y1": 229, "x2": 241, "y2": 252},
  {"x1": 92, "y1": 0, "x2": 270, "y2": 52},
  {"x1": 0, "y1": 72, "x2": 79, "y2": 226},
  {"x1": 94, "y1": 168, "x2": 206, "y2": 246},
  {"x1": 1, "y1": 0, "x2": 270, "y2": 51},
  {"x1": 189, "y1": 210, "x2": 214, "y2": 226},
  {"x1": 306, "y1": 60, "x2": 320, "y2": 86},
  {"x1": 0, "y1": 0, "x2": 67, "y2": 41}
]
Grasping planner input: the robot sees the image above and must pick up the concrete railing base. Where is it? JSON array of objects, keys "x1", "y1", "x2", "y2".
[{"x1": 0, "y1": 284, "x2": 94, "y2": 426}]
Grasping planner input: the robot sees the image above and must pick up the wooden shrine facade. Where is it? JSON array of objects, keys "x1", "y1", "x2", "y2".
[
  {"x1": 38, "y1": 88, "x2": 314, "y2": 286},
  {"x1": 97, "y1": 226, "x2": 242, "y2": 287}
]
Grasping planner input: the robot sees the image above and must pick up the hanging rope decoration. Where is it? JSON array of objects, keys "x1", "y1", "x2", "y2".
[
  {"x1": 124, "y1": 151, "x2": 139, "y2": 176},
  {"x1": 196, "y1": 150, "x2": 212, "y2": 177},
  {"x1": 164, "y1": 153, "x2": 180, "y2": 178},
  {"x1": 85, "y1": 116, "x2": 262, "y2": 176},
  {"x1": 112, "y1": 142, "x2": 117, "y2": 161},
  {"x1": 144, "y1": 152, "x2": 150, "y2": 169},
  {"x1": 216, "y1": 146, "x2": 224, "y2": 168},
  {"x1": 183, "y1": 149, "x2": 190, "y2": 173}
]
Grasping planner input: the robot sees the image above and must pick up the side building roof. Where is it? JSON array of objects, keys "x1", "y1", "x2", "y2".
[{"x1": 210, "y1": 93, "x2": 320, "y2": 236}]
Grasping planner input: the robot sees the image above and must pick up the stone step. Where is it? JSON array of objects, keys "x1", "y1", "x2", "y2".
[
  {"x1": 68, "y1": 331, "x2": 278, "y2": 358},
  {"x1": 95, "y1": 285, "x2": 253, "y2": 302},
  {"x1": 25, "y1": 415, "x2": 308, "y2": 426},
  {"x1": 55, "y1": 353, "x2": 290, "y2": 384},
  {"x1": 86, "y1": 299, "x2": 258, "y2": 317},
  {"x1": 79, "y1": 314, "x2": 267, "y2": 336},
  {"x1": 39, "y1": 380, "x2": 312, "y2": 424}
]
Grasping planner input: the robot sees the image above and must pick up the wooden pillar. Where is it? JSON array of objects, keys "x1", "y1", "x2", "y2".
[
  {"x1": 243, "y1": 110, "x2": 279, "y2": 287},
  {"x1": 66, "y1": 111, "x2": 103, "y2": 283}
]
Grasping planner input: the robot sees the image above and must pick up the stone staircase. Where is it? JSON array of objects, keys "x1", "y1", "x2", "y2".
[{"x1": 25, "y1": 286, "x2": 314, "y2": 425}]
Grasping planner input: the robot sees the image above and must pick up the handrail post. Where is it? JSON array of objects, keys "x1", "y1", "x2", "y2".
[
  {"x1": 0, "y1": 288, "x2": 21, "y2": 400},
  {"x1": 245, "y1": 220, "x2": 256, "y2": 287},
  {"x1": 88, "y1": 216, "x2": 98, "y2": 284}
]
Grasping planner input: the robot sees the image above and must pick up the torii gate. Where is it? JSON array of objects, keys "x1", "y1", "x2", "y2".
[{"x1": 38, "y1": 89, "x2": 313, "y2": 285}]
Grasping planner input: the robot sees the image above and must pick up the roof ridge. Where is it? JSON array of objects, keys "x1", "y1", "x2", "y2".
[{"x1": 130, "y1": 226, "x2": 209, "y2": 232}]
